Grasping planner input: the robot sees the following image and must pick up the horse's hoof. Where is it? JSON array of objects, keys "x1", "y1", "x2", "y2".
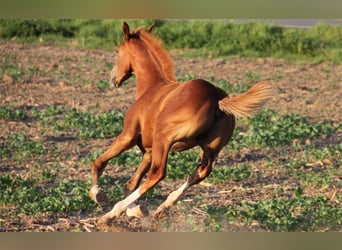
[
  {"x1": 96, "y1": 191, "x2": 110, "y2": 207},
  {"x1": 89, "y1": 189, "x2": 110, "y2": 207},
  {"x1": 89, "y1": 188, "x2": 97, "y2": 202},
  {"x1": 152, "y1": 207, "x2": 168, "y2": 220},
  {"x1": 126, "y1": 204, "x2": 149, "y2": 218},
  {"x1": 97, "y1": 215, "x2": 112, "y2": 226}
]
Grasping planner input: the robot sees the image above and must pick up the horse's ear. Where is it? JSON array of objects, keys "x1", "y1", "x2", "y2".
[
  {"x1": 123, "y1": 22, "x2": 131, "y2": 40},
  {"x1": 146, "y1": 23, "x2": 155, "y2": 33}
]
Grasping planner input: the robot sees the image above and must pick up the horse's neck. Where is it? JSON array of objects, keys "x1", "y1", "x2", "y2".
[
  {"x1": 136, "y1": 75, "x2": 164, "y2": 99},
  {"x1": 134, "y1": 53, "x2": 170, "y2": 99}
]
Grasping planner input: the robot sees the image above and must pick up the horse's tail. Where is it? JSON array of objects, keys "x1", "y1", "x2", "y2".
[{"x1": 218, "y1": 81, "x2": 273, "y2": 117}]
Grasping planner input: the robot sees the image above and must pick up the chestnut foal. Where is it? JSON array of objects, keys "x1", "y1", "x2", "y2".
[{"x1": 89, "y1": 22, "x2": 273, "y2": 224}]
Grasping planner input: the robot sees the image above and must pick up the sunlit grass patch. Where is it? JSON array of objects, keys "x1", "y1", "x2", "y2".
[
  {"x1": 224, "y1": 196, "x2": 342, "y2": 231},
  {"x1": 0, "y1": 133, "x2": 45, "y2": 160},
  {"x1": 0, "y1": 173, "x2": 96, "y2": 215},
  {"x1": 230, "y1": 109, "x2": 339, "y2": 148},
  {"x1": 0, "y1": 106, "x2": 27, "y2": 121}
]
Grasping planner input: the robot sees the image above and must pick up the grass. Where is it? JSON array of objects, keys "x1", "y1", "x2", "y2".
[
  {"x1": 1, "y1": 102, "x2": 341, "y2": 231},
  {"x1": 0, "y1": 21, "x2": 341, "y2": 230},
  {"x1": 1, "y1": 19, "x2": 342, "y2": 62},
  {"x1": 29, "y1": 105, "x2": 125, "y2": 139},
  {"x1": 0, "y1": 173, "x2": 96, "y2": 215},
  {"x1": 0, "y1": 133, "x2": 45, "y2": 160},
  {"x1": 239, "y1": 109, "x2": 338, "y2": 147},
  {"x1": 225, "y1": 195, "x2": 342, "y2": 231},
  {"x1": 0, "y1": 106, "x2": 27, "y2": 121}
]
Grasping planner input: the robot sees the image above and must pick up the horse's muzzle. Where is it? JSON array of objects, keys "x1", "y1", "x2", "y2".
[
  {"x1": 112, "y1": 79, "x2": 121, "y2": 88},
  {"x1": 109, "y1": 66, "x2": 133, "y2": 88},
  {"x1": 110, "y1": 67, "x2": 121, "y2": 87}
]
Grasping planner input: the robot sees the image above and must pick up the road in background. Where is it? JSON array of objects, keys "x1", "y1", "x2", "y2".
[{"x1": 237, "y1": 19, "x2": 342, "y2": 28}]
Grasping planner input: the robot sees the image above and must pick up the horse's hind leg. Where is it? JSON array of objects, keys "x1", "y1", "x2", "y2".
[
  {"x1": 124, "y1": 142, "x2": 152, "y2": 197},
  {"x1": 153, "y1": 148, "x2": 216, "y2": 217},
  {"x1": 153, "y1": 115, "x2": 235, "y2": 217},
  {"x1": 89, "y1": 130, "x2": 138, "y2": 206}
]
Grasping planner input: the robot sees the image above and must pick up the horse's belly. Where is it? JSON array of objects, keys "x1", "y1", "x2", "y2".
[{"x1": 170, "y1": 140, "x2": 198, "y2": 152}]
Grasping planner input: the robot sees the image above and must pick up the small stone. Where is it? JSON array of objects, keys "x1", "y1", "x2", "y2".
[{"x1": 3, "y1": 74, "x2": 13, "y2": 84}]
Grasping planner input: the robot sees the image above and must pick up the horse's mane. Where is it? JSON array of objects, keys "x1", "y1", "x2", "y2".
[{"x1": 134, "y1": 27, "x2": 176, "y2": 82}]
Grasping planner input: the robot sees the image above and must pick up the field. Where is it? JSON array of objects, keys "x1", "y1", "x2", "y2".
[{"x1": 0, "y1": 20, "x2": 341, "y2": 232}]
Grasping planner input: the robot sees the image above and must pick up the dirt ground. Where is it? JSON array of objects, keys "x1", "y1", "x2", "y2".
[{"x1": 0, "y1": 41, "x2": 341, "y2": 231}]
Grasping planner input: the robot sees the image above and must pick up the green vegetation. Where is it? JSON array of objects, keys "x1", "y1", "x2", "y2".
[
  {"x1": 0, "y1": 58, "x2": 41, "y2": 84},
  {"x1": 1, "y1": 19, "x2": 342, "y2": 61},
  {"x1": 0, "y1": 133, "x2": 45, "y2": 160},
  {"x1": 1, "y1": 104, "x2": 340, "y2": 162},
  {"x1": 1, "y1": 102, "x2": 340, "y2": 231},
  {"x1": 210, "y1": 164, "x2": 253, "y2": 184},
  {"x1": 0, "y1": 106, "x2": 27, "y2": 121},
  {"x1": 238, "y1": 109, "x2": 337, "y2": 147},
  {"x1": 0, "y1": 173, "x2": 96, "y2": 215},
  {"x1": 3, "y1": 104, "x2": 339, "y2": 160},
  {"x1": 54, "y1": 107, "x2": 124, "y2": 139},
  {"x1": 224, "y1": 195, "x2": 342, "y2": 231},
  {"x1": 1, "y1": 20, "x2": 341, "y2": 231}
]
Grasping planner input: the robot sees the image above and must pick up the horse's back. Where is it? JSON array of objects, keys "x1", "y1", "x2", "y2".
[
  {"x1": 153, "y1": 79, "x2": 228, "y2": 141},
  {"x1": 136, "y1": 78, "x2": 229, "y2": 147},
  {"x1": 156, "y1": 79, "x2": 226, "y2": 117}
]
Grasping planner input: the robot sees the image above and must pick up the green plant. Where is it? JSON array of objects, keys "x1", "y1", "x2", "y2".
[
  {"x1": 167, "y1": 150, "x2": 199, "y2": 180},
  {"x1": 0, "y1": 106, "x2": 27, "y2": 121},
  {"x1": 0, "y1": 19, "x2": 77, "y2": 38},
  {"x1": 34, "y1": 106, "x2": 125, "y2": 139},
  {"x1": 0, "y1": 62, "x2": 24, "y2": 83},
  {"x1": 60, "y1": 108, "x2": 125, "y2": 139},
  {"x1": 235, "y1": 109, "x2": 338, "y2": 147},
  {"x1": 224, "y1": 196, "x2": 341, "y2": 231},
  {"x1": 0, "y1": 133, "x2": 45, "y2": 159},
  {"x1": 209, "y1": 164, "x2": 252, "y2": 184},
  {"x1": 0, "y1": 173, "x2": 96, "y2": 215},
  {"x1": 1, "y1": 20, "x2": 342, "y2": 61},
  {"x1": 97, "y1": 79, "x2": 110, "y2": 89}
]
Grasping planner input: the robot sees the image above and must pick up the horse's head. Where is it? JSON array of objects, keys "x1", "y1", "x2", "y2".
[{"x1": 110, "y1": 22, "x2": 155, "y2": 88}]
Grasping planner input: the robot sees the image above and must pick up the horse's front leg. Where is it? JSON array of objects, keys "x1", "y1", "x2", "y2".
[
  {"x1": 89, "y1": 130, "x2": 137, "y2": 206},
  {"x1": 98, "y1": 136, "x2": 171, "y2": 225},
  {"x1": 124, "y1": 149, "x2": 152, "y2": 218}
]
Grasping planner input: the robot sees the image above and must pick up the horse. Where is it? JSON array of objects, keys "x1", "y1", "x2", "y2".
[{"x1": 89, "y1": 22, "x2": 273, "y2": 225}]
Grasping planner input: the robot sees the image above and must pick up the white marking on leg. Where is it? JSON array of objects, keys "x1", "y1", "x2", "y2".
[
  {"x1": 90, "y1": 185, "x2": 99, "y2": 195},
  {"x1": 166, "y1": 182, "x2": 189, "y2": 205},
  {"x1": 89, "y1": 185, "x2": 99, "y2": 202},
  {"x1": 102, "y1": 187, "x2": 142, "y2": 219},
  {"x1": 155, "y1": 182, "x2": 189, "y2": 215}
]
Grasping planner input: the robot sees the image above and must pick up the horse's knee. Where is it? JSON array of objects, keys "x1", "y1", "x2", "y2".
[
  {"x1": 124, "y1": 153, "x2": 152, "y2": 196},
  {"x1": 93, "y1": 157, "x2": 106, "y2": 171},
  {"x1": 93, "y1": 157, "x2": 101, "y2": 168}
]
